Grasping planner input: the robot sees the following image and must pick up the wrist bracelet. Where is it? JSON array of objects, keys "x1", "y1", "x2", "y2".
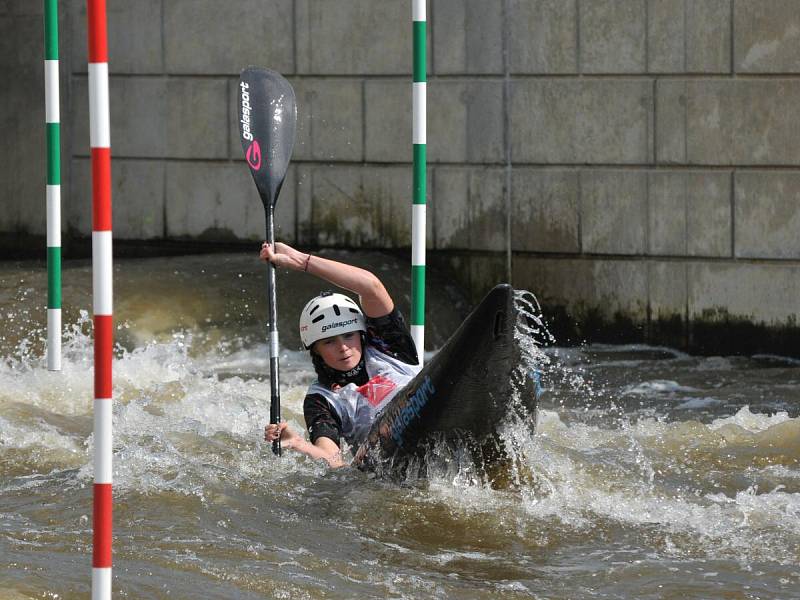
[{"x1": 303, "y1": 253, "x2": 311, "y2": 272}]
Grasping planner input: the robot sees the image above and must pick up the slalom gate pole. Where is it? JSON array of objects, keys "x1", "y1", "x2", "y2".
[
  {"x1": 411, "y1": 0, "x2": 426, "y2": 365},
  {"x1": 87, "y1": 0, "x2": 113, "y2": 597},
  {"x1": 44, "y1": 0, "x2": 61, "y2": 371}
]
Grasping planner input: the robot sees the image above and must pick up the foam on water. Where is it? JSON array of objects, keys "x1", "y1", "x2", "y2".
[
  {"x1": 675, "y1": 397, "x2": 723, "y2": 410},
  {"x1": 623, "y1": 380, "x2": 699, "y2": 395}
]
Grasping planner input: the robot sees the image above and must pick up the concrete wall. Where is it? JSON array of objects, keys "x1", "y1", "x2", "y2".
[{"x1": 3, "y1": 0, "x2": 800, "y2": 353}]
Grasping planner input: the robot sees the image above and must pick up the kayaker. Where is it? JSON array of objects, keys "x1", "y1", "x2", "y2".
[{"x1": 261, "y1": 241, "x2": 420, "y2": 467}]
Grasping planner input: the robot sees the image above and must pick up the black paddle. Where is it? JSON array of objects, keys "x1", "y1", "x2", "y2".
[{"x1": 237, "y1": 67, "x2": 297, "y2": 456}]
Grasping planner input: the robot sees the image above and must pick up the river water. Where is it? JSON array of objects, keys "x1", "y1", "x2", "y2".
[{"x1": 1, "y1": 252, "x2": 798, "y2": 599}]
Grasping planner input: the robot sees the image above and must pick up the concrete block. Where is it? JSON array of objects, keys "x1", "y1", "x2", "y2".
[
  {"x1": 364, "y1": 80, "x2": 408, "y2": 163},
  {"x1": 0, "y1": 143, "x2": 19, "y2": 232},
  {"x1": 361, "y1": 166, "x2": 416, "y2": 249},
  {"x1": 648, "y1": 261, "x2": 687, "y2": 320},
  {"x1": 112, "y1": 160, "x2": 165, "y2": 240},
  {"x1": 648, "y1": 171, "x2": 686, "y2": 255},
  {"x1": 647, "y1": 0, "x2": 683, "y2": 73},
  {"x1": 299, "y1": 165, "x2": 418, "y2": 248},
  {"x1": 278, "y1": 165, "x2": 298, "y2": 242},
  {"x1": 292, "y1": 78, "x2": 363, "y2": 162},
  {"x1": 433, "y1": 253, "x2": 506, "y2": 305},
  {"x1": 164, "y1": 0, "x2": 293, "y2": 75},
  {"x1": 650, "y1": 171, "x2": 731, "y2": 257},
  {"x1": 229, "y1": 78, "x2": 242, "y2": 160},
  {"x1": 12, "y1": 121, "x2": 45, "y2": 233},
  {"x1": 296, "y1": 0, "x2": 408, "y2": 75},
  {"x1": 0, "y1": 1, "x2": 43, "y2": 15},
  {"x1": 580, "y1": 170, "x2": 647, "y2": 255},
  {"x1": 509, "y1": 0, "x2": 577, "y2": 74},
  {"x1": 68, "y1": 158, "x2": 165, "y2": 239},
  {"x1": 735, "y1": 0, "x2": 800, "y2": 73},
  {"x1": 512, "y1": 256, "x2": 591, "y2": 310},
  {"x1": 512, "y1": 256, "x2": 647, "y2": 320},
  {"x1": 70, "y1": 0, "x2": 163, "y2": 74},
  {"x1": 433, "y1": 166, "x2": 506, "y2": 252},
  {"x1": 592, "y1": 259, "x2": 648, "y2": 320},
  {"x1": 511, "y1": 168, "x2": 580, "y2": 253},
  {"x1": 686, "y1": 172, "x2": 731, "y2": 257},
  {"x1": 685, "y1": 0, "x2": 732, "y2": 73},
  {"x1": 735, "y1": 171, "x2": 800, "y2": 259},
  {"x1": 580, "y1": 0, "x2": 646, "y2": 73},
  {"x1": 689, "y1": 262, "x2": 800, "y2": 324},
  {"x1": 431, "y1": 80, "x2": 505, "y2": 163},
  {"x1": 71, "y1": 76, "x2": 167, "y2": 158},
  {"x1": 14, "y1": 176, "x2": 46, "y2": 237},
  {"x1": 432, "y1": 169, "x2": 470, "y2": 249},
  {"x1": 165, "y1": 78, "x2": 229, "y2": 159},
  {"x1": 469, "y1": 253, "x2": 509, "y2": 302},
  {"x1": 66, "y1": 158, "x2": 91, "y2": 236},
  {"x1": 0, "y1": 63, "x2": 43, "y2": 234},
  {"x1": 473, "y1": 162, "x2": 510, "y2": 250},
  {"x1": 655, "y1": 79, "x2": 687, "y2": 164},
  {"x1": 166, "y1": 162, "x2": 296, "y2": 242},
  {"x1": 648, "y1": 0, "x2": 731, "y2": 73},
  {"x1": 511, "y1": 79, "x2": 653, "y2": 164},
  {"x1": 296, "y1": 165, "x2": 313, "y2": 245},
  {"x1": 684, "y1": 80, "x2": 800, "y2": 165},
  {"x1": 0, "y1": 13, "x2": 42, "y2": 70},
  {"x1": 433, "y1": 0, "x2": 503, "y2": 74},
  {"x1": 365, "y1": 79, "x2": 505, "y2": 164}
]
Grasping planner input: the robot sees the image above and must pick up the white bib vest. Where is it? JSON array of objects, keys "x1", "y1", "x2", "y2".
[{"x1": 307, "y1": 346, "x2": 420, "y2": 448}]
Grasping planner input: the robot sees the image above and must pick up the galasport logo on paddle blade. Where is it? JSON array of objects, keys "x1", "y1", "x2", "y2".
[
  {"x1": 239, "y1": 81, "x2": 263, "y2": 171},
  {"x1": 239, "y1": 81, "x2": 254, "y2": 141},
  {"x1": 245, "y1": 140, "x2": 262, "y2": 170}
]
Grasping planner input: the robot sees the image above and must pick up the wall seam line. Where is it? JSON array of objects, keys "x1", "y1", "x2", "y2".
[
  {"x1": 683, "y1": 0, "x2": 688, "y2": 72},
  {"x1": 576, "y1": 0, "x2": 582, "y2": 75},
  {"x1": 730, "y1": 0, "x2": 735, "y2": 75},
  {"x1": 503, "y1": 0, "x2": 512, "y2": 282},
  {"x1": 730, "y1": 170, "x2": 736, "y2": 258}
]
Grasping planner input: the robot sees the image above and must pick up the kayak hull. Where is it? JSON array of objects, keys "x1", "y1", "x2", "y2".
[{"x1": 354, "y1": 284, "x2": 539, "y2": 471}]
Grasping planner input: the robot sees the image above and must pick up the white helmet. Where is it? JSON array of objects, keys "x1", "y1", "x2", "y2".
[{"x1": 299, "y1": 292, "x2": 366, "y2": 348}]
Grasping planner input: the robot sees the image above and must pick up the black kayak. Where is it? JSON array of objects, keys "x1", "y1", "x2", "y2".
[{"x1": 353, "y1": 284, "x2": 542, "y2": 472}]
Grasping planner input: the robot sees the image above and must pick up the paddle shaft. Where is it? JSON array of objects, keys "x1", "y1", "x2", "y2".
[{"x1": 265, "y1": 204, "x2": 281, "y2": 456}]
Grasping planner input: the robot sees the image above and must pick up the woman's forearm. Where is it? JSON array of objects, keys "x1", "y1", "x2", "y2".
[
  {"x1": 260, "y1": 242, "x2": 393, "y2": 317},
  {"x1": 291, "y1": 437, "x2": 346, "y2": 468},
  {"x1": 305, "y1": 254, "x2": 392, "y2": 317}
]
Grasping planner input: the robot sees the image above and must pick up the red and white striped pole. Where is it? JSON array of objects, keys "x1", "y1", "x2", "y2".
[{"x1": 88, "y1": 1, "x2": 113, "y2": 598}]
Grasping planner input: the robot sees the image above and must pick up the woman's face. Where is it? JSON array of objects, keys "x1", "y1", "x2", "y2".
[{"x1": 313, "y1": 331, "x2": 363, "y2": 371}]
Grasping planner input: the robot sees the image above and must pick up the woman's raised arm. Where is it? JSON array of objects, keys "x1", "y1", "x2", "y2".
[{"x1": 259, "y1": 241, "x2": 393, "y2": 318}]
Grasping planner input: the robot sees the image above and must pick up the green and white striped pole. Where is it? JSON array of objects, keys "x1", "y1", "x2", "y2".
[
  {"x1": 411, "y1": 0, "x2": 426, "y2": 365},
  {"x1": 44, "y1": 0, "x2": 62, "y2": 371}
]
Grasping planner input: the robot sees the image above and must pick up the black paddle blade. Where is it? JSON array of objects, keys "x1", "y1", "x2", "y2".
[{"x1": 237, "y1": 67, "x2": 297, "y2": 207}]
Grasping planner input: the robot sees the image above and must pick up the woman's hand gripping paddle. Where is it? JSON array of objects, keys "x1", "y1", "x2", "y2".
[{"x1": 237, "y1": 67, "x2": 297, "y2": 456}]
